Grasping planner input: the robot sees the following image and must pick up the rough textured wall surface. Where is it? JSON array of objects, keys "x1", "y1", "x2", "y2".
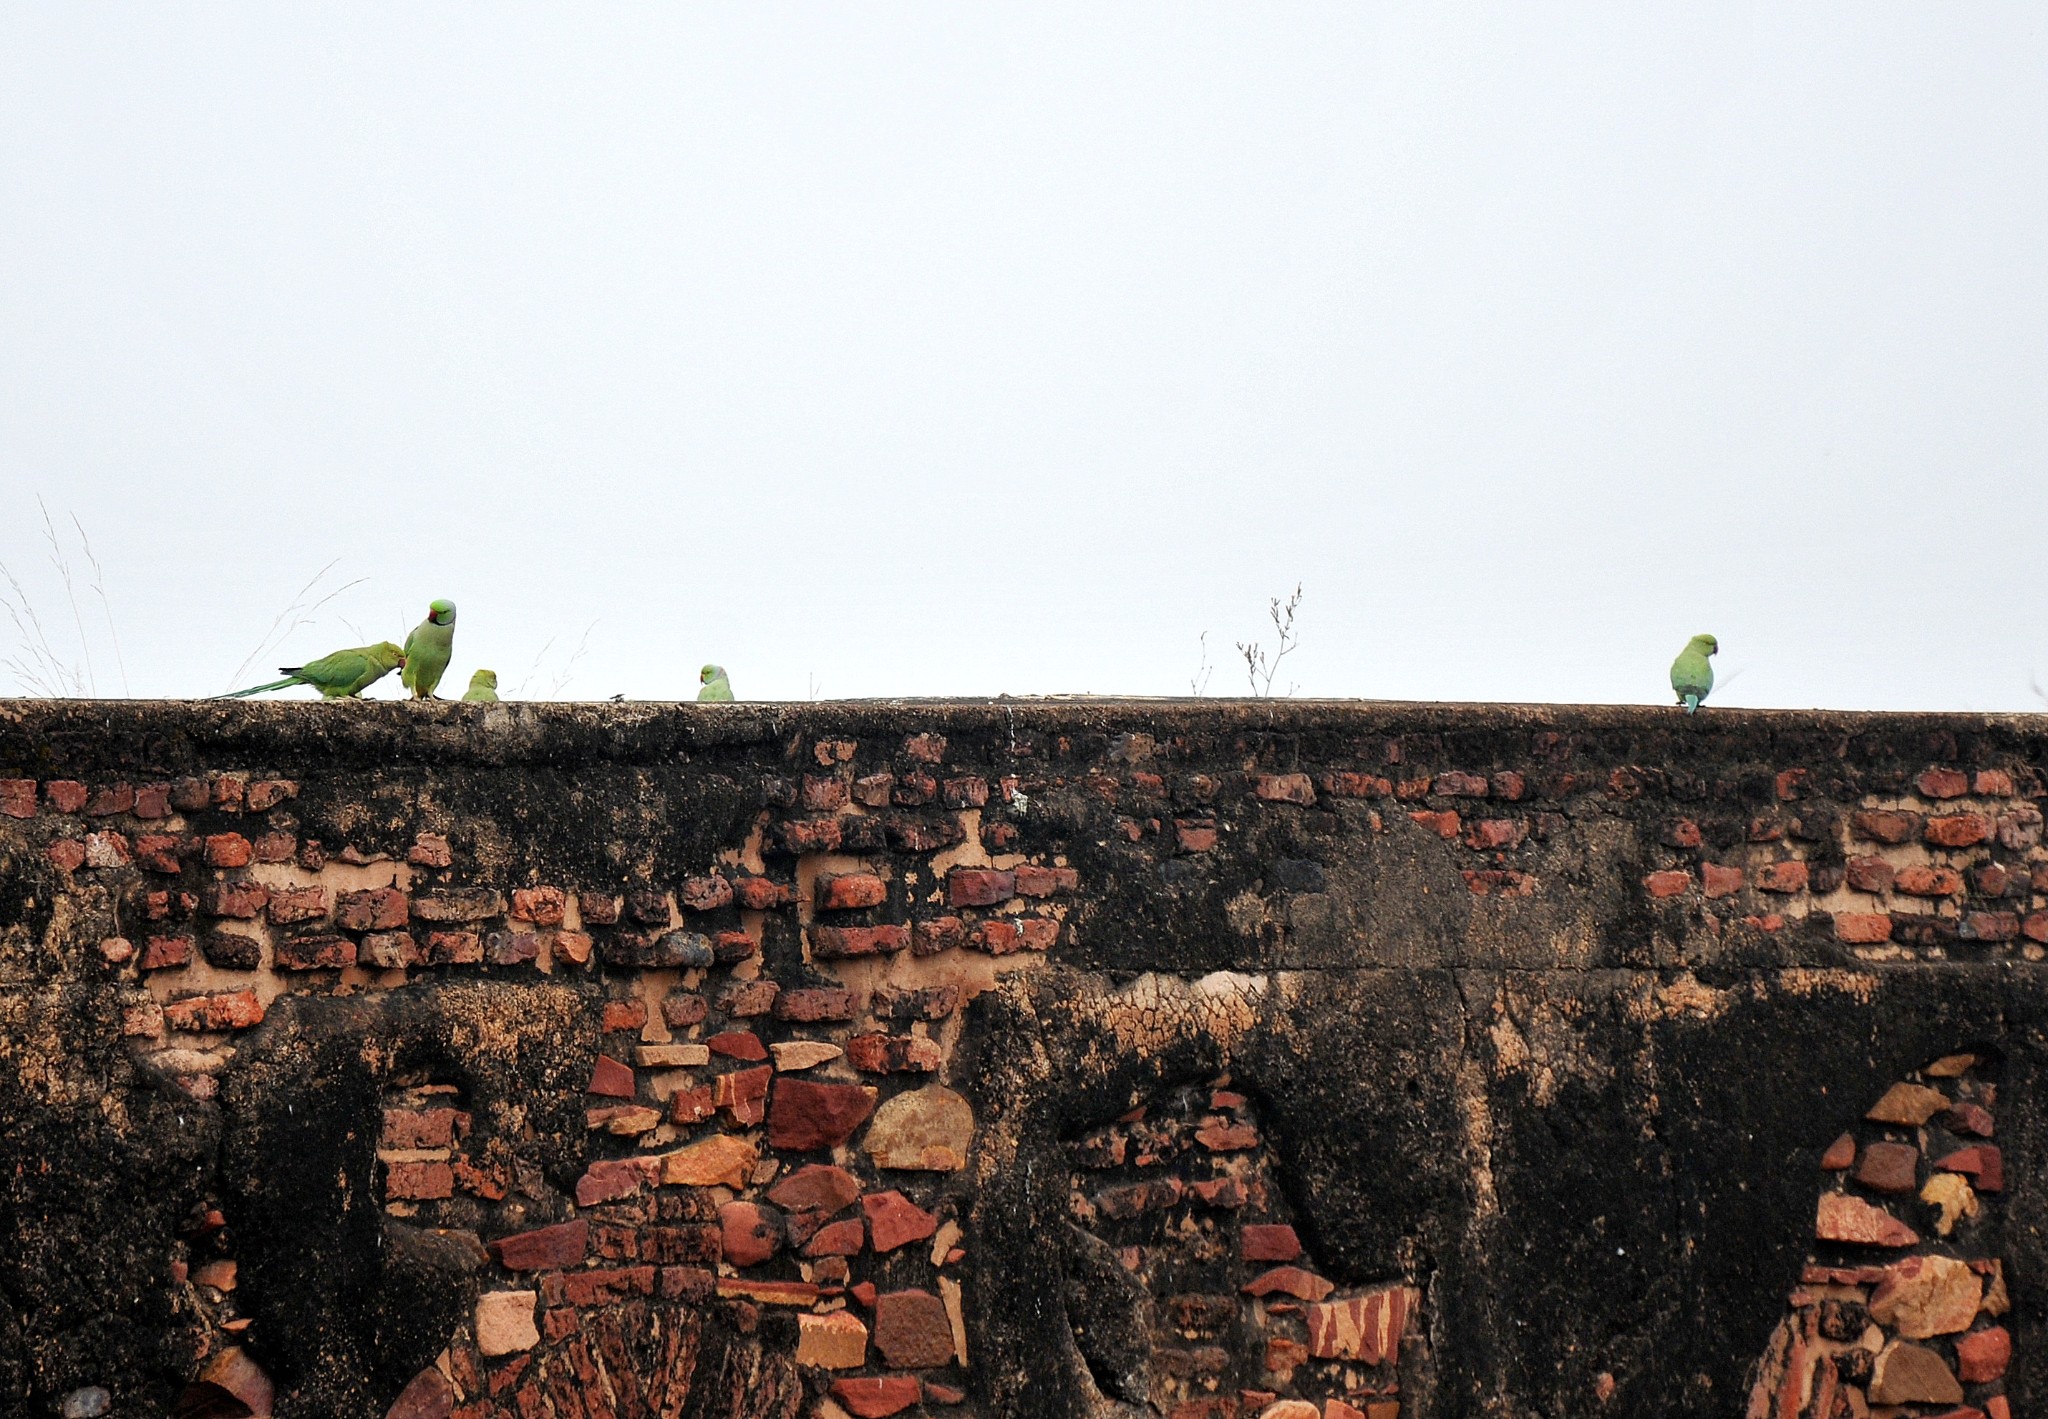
[{"x1": 0, "y1": 698, "x2": 2041, "y2": 1419}]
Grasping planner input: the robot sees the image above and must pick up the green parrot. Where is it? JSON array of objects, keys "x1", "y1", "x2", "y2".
[
  {"x1": 402, "y1": 599, "x2": 457, "y2": 699},
  {"x1": 460, "y1": 669, "x2": 499, "y2": 703},
  {"x1": 215, "y1": 642, "x2": 406, "y2": 699},
  {"x1": 697, "y1": 664, "x2": 733, "y2": 702},
  {"x1": 1670, "y1": 634, "x2": 1718, "y2": 714}
]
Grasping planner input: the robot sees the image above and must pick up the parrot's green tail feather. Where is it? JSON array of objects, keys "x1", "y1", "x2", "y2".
[
  {"x1": 212, "y1": 676, "x2": 299, "y2": 700},
  {"x1": 1683, "y1": 693, "x2": 1701, "y2": 714}
]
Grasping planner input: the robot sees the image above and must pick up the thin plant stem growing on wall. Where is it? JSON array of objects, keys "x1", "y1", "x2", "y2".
[
  {"x1": 1189, "y1": 631, "x2": 1214, "y2": 697},
  {"x1": 222, "y1": 561, "x2": 369, "y2": 695},
  {"x1": 1238, "y1": 584, "x2": 1304, "y2": 697},
  {"x1": 0, "y1": 503, "x2": 128, "y2": 697}
]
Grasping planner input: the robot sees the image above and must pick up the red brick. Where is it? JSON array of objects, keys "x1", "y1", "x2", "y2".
[
  {"x1": 1176, "y1": 821, "x2": 1219, "y2": 853},
  {"x1": 1643, "y1": 870, "x2": 1691, "y2": 899},
  {"x1": 45, "y1": 840, "x2": 85, "y2": 872},
  {"x1": 132, "y1": 835, "x2": 183, "y2": 874},
  {"x1": 1935, "y1": 1145, "x2": 2002, "y2": 1192},
  {"x1": 588, "y1": 1056, "x2": 635, "y2": 1098},
  {"x1": 576, "y1": 892, "x2": 621, "y2": 925},
  {"x1": 1775, "y1": 768, "x2": 1810, "y2": 801},
  {"x1": 1408, "y1": 810, "x2": 1460, "y2": 839},
  {"x1": 1251, "y1": 773, "x2": 1315, "y2": 805},
  {"x1": 132, "y1": 784, "x2": 172, "y2": 819},
  {"x1": 422, "y1": 930, "x2": 478, "y2": 964},
  {"x1": 1464, "y1": 818, "x2": 1526, "y2": 851},
  {"x1": 1896, "y1": 866, "x2": 1964, "y2": 897},
  {"x1": 1974, "y1": 769, "x2": 2015, "y2": 797},
  {"x1": 487, "y1": 1218, "x2": 589, "y2": 1271},
  {"x1": 873, "y1": 1288, "x2": 955, "y2": 1369},
  {"x1": 386, "y1": 1161, "x2": 454, "y2": 1201},
  {"x1": 267, "y1": 886, "x2": 327, "y2": 925},
  {"x1": 573, "y1": 1157, "x2": 658, "y2": 1207},
  {"x1": 1852, "y1": 810, "x2": 1922, "y2": 844},
  {"x1": 1833, "y1": 913, "x2": 1893, "y2": 944},
  {"x1": 407, "y1": 832, "x2": 453, "y2": 868},
  {"x1": 769, "y1": 1163, "x2": 863, "y2": 1215},
  {"x1": 777, "y1": 818, "x2": 844, "y2": 853},
  {"x1": 600, "y1": 999, "x2": 646, "y2": 1033},
  {"x1": 862, "y1": 1191, "x2": 937, "y2": 1252},
  {"x1": 913, "y1": 917, "x2": 966, "y2": 955},
  {"x1": 668, "y1": 1085, "x2": 715, "y2": 1124},
  {"x1": 832, "y1": 1377, "x2": 922, "y2": 1418},
  {"x1": 164, "y1": 990, "x2": 264, "y2": 1031},
  {"x1": 277, "y1": 934, "x2": 355, "y2": 970},
  {"x1": 853, "y1": 773, "x2": 895, "y2": 807},
  {"x1": 1012, "y1": 864, "x2": 1078, "y2": 897},
  {"x1": 709, "y1": 1030, "x2": 768, "y2": 1061},
  {"x1": 812, "y1": 924, "x2": 909, "y2": 959},
  {"x1": 679, "y1": 875, "x2": 733, "y2": 912},
  {"x1": 818, "y1": 874, "x2": 888, "y2": 910},
  {"x1": 718, "y1": 979, "x2": 779, "y2": 1017},
  {"x1": 769, "y1": 1078, "x2": 876, "y2": 1150},
  {"x1": 1853, "y1": 1141, "x2": 1919, "y2": 1194},
  {"x1": 1701, "y1": 863, "x2": 1743, "y2": 899},
  {"x1": 1754, "y1": 861, "x2": 1809, "y2": 894},
  {"x1": 0, "y1": 779, "x2": 35, "y2": 818},
  {"x1": 733, "y1": 876, "x2": 793, "y2": 910},
  {"x1": 776, "y1": 987, "x2": 860, "y2": 1022},
  {"x1": 804, "y1": 1218, "x2": 866, "y2": 1257},
  {"x1": 167, "y1": 778, "x2": 209, "y2": 813},
  {"x1": 1846, "y1": 857, "x2": 1893, "y2": 893},
  {"x1": 1961, "y1": 911, "x2": 2018, "y2": 942},
  {"x1": 943, "y1": 776, "x2": 989, "y2": 809},
  {"x1": 902, "y1": 733, "x2": 946, "y2": 763},
  {"x1": 245, "y1": 830, "x2": 292, "y2": 863},
  {"x1": 1972, "y1": 863, "x2": 2011, "y2": 897},
  {"x1": 382, "y1": 1107, "x2": 458, "y2": 1149},
  {"x1": 847, "y1": 1034, "x2": 944, "y2": 1073},
  {"x1": 1241, "y1": 1225, "x2": 1302, "y2": 1262},
  {"x1": 1434, "y1": 771, "x2": 1489, "y2": 798},
  {"x1": 1462, "y1": 869, "x2": 1535, "y2": 897},
  {"x1": 85, "y1": 784, "x2": 133, "y2": 816},
  {"x1": 1917, "y1": 767, "x2": 1970, "y2": 799},
  {"x1": 541, "y1": 1266, "x2": 656, "y2": 1309},
  {"x1": 44, "y1": 780, "x2": 87, "y2": 813},
  {"x1": 947, "y1": 869, "x2": 1015, "y2": 907},
  {"x1": 246, "y1": 779, "x2": 297, "y2": 811},
  {"x1": 1318, "y1": 772, "x2": 1391, "y2": 799},
  {"x1": 1956, "y1": 1325, "x2": 2010, "y2": 1382},
  {"x1": 203, "y1": 833, "x2": 252, "y2": 868},
  {"x1": 1925, "y1": 813, "x2": 1993, "y2": 848},
  {"x1": 891, "y1": 773, "x2": 937, "y2": 807},
  {"x1": 506, "y1": 887, "x2": 565, "y2": 925},
  {"x1": 142, "y1": 935, "x2": 194, "y2": 970},
  {"x1": 720, "y1": 1202, "x2": 785, "y2": 1267}
]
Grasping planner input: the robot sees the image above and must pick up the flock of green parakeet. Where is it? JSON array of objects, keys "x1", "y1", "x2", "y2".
[
  {"x1": 216, "y1": 600, "x2": 1717, "y2": 712},
  {"x1": 214, "y1": 599, "x2": 735, "y2": 703}
]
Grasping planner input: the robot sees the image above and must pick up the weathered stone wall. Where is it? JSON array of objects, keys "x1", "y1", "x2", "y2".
[{"x1": 0, "y1": 699, "x2": 2042, "y2": 1419}]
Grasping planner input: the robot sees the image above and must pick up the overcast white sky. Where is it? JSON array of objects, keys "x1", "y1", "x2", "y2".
[{"x1": 3, "y1": 7, "x2": 2044, "y2": 707}]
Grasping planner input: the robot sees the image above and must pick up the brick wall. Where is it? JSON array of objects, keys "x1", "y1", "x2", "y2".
[{"x1": 1, "y1": 700, "x2": 2044, "y2": 1419}]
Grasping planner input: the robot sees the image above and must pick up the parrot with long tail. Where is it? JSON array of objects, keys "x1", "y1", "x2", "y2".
[{"x1": 215, "y1": 642, "x2": 405, "y2": 699}]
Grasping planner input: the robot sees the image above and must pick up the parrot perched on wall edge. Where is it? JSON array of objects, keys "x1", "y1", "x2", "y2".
[
  {"x1": 1670, "y1": 634, "x2": 1718, "y2": 714},
  {"x1": 214, "y1": 642, "x2": 406, "y2": 699}
]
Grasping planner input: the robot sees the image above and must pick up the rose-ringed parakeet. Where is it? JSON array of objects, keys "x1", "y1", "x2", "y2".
[
  {"x1": 461, "y1": 669, "x2": 498, "y2": 703},
  {"x1": 1670, "y1": 634, "x2": 1718, "y2": 714},
  {"x1": 215, "y1": 642, "x2": 406, "y2": 699},
  {"x1": 402, "y1": 600, "x2": 456, "y2": 699},
  {"x1": 697, "y1": 665, "x2": 733, "y2": 702}
]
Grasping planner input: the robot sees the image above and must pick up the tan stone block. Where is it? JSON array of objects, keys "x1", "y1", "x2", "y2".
[
  {"x1": 476, "y1": 1290, "x2": 539, "y2": 1357},
  {"x1": 659, "y1": 1134, "x2": 759, "y2": 1189},
  {"x1": 1866, "y1": 1082, "x2": 1950, "y2": 1125},
  {"x1": 1869, "y1": 1255, "x2": 1979, "y2": 1338},
  {"x1": 1868, "y1": 1340, "x2": 1962, "y2": 1405},
  {"x1": 772, "y1": 1041, "x2": 844, "y2": 1071},
  {"x1": 635, "y1": 1044, "x2": 710, "y2": 1068},
  {"x1": 864, "y1": 1085, "x2": 973, "y2": 1172},
  {"x1": 797, "y1": 1311, "x2": 869, "y2": 1370}
]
